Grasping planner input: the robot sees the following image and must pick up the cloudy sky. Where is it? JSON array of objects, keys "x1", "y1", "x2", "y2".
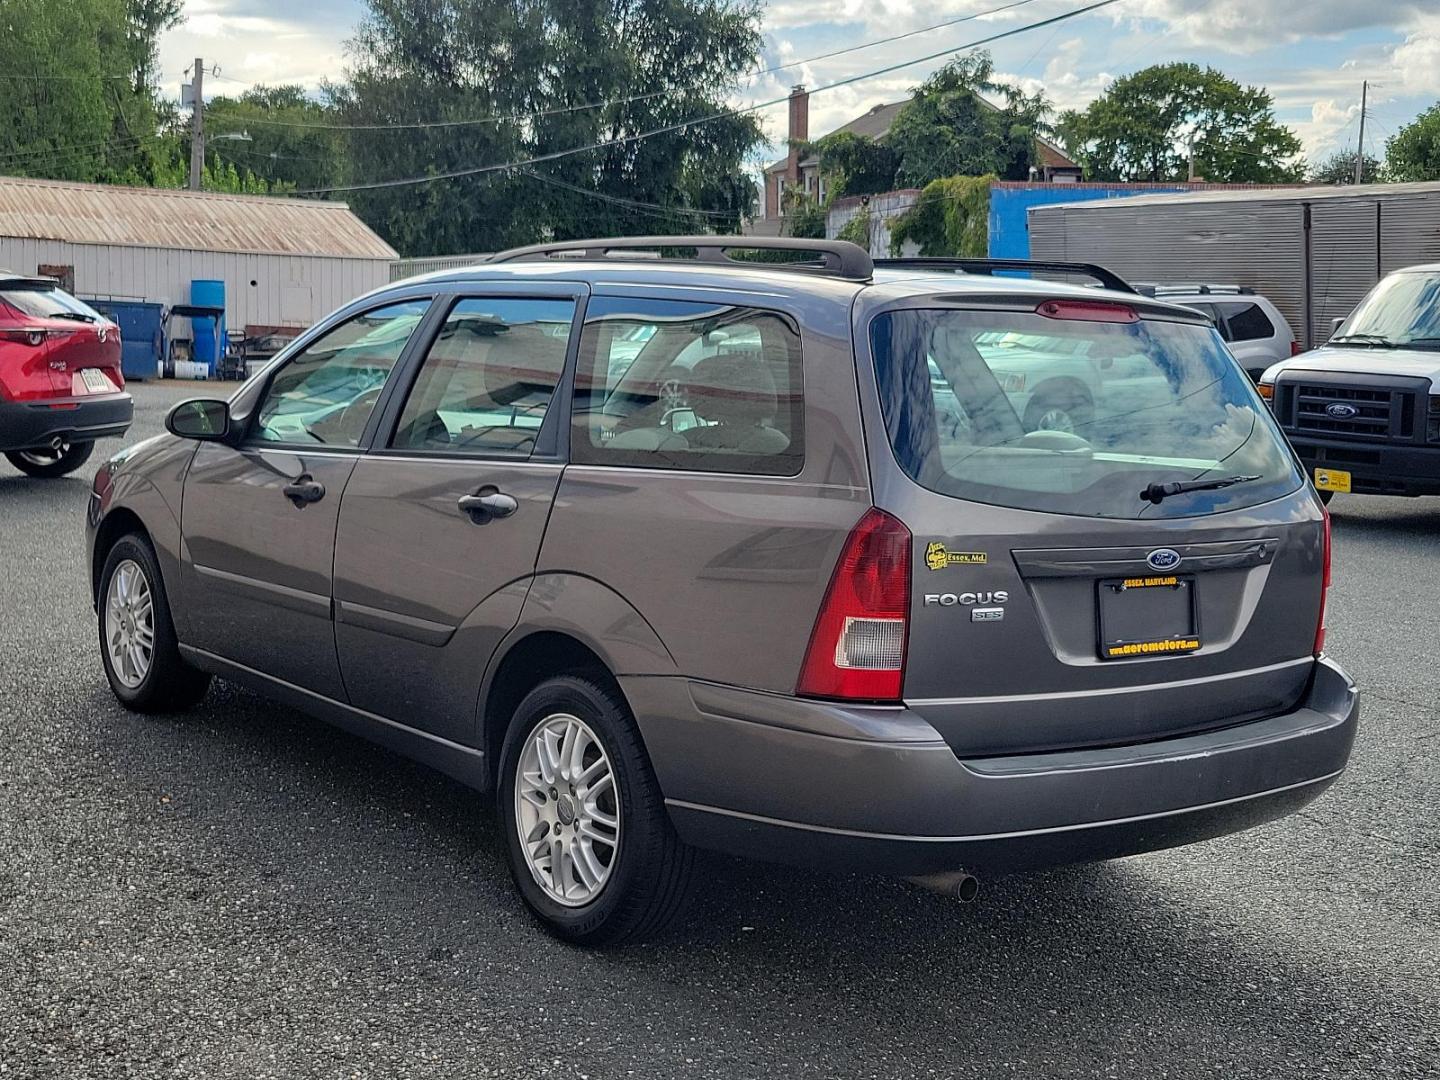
[{"x1": 158, "y1": 0, "x2": 1440, "y2": 170}]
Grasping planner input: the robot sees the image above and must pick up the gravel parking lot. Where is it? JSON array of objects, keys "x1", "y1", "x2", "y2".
[{"x1": 2, "y1": 381, "x2": 1437, "y2": 1079}]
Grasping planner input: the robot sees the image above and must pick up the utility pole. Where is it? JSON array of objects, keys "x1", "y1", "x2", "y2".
[
  {"x1": 188, "y1": 58, "x2": 204, "y2": 192},
  {"x1": 1187, "y1": 135, "x2": 1196, "y2": 182},
  {"x1": 1354, "y1": 81, "x2": 1368, "y2": 185}
]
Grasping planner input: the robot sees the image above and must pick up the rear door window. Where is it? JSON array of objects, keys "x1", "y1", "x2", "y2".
[
  {"x1": 870, "y1": 304, "x2": 1302, "y2": 519},
  {"x1": 571, "y1": 297, "x2": 804, "y2": 475},
  {"x1": 1215, "y1": 302, "x2": 1276, "y2": 342},
  {"x1": 391, "y1": 297, "x2": 575, "y2": 456}
]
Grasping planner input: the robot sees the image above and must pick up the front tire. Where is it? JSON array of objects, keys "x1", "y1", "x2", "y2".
[
  {"x1": 498, "y1": 676, "x2": 693, "y2": 945},
  {"x1": 98, "y1": 534, "x2": 212, "y2": 713},
  {"x1": 1024, "y1": 390, "x2": 1093, "y2": 434},
  {"x1": 6, "y1": 440, "x2": 95, "y2": 478}
]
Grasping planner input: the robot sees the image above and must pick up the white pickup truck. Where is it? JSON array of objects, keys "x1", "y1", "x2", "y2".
[{"x1": 1260, "y1": 263, "x2": 1440, "y2": 503}]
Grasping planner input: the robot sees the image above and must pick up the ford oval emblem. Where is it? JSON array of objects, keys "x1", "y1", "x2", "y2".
[
  {"x1": 1146, "y1": 548, "x2": 1182, "y2": 571},
  {"x1": 1326, "y1": 402, "x2": 1358, "y2": 419}
]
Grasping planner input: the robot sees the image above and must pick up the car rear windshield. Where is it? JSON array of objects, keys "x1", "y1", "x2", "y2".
[
  {"x1": 0, "y1": 285, "x2": 103, "y2": 321},
  {"x1": 869, "y1": 306, "x2": 1303, "y2": 519}
]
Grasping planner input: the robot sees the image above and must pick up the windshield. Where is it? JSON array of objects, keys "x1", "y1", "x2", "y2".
[
  {"x1": 0, "y1": 285, "x2": 103, "y2": 322},
  {"x1": 870, "y1": 307, "x2": 1302, "y2": 520},
  {"x1": 1332, "y1": 271, "x2": 1440, "y2": 348}
]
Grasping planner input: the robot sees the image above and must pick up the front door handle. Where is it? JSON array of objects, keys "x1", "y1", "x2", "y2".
[
  {"x1": 457, "y1": 488, "x2": 518, "y2": 520},
  {"x1": 282, "y1": 474, "x2": 326, "y2": 507}
]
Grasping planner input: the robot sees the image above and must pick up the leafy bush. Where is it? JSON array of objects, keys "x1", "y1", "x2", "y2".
[{"x1": 888, "y1": 175, "x2": 993, "y2": 257}]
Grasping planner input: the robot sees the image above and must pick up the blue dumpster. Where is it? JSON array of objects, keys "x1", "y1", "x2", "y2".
[
  {"x1": 189, "y1": 279, "x2": 226, "y2": 375},
  {"x1": 84, "y1": 298, "x2": 165, "y2": 380}
]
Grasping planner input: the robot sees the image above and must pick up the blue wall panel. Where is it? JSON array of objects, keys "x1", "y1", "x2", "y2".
[{"x1": 988, "y1": 185, "x2": 1192, "y2": 258}]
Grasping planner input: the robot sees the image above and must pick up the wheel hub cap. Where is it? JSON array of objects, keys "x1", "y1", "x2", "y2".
[
  {"x1": 514, "y1": 713, "x2": 620, "y2": 907},
  {"x1": 104, "y1": 559, "x2": 154, "y2": 690}
]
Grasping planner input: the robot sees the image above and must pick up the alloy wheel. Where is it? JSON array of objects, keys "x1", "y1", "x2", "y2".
[
  {"x1": 105, "y1": 559, "x2": 155, "y2": 689},
  {"x1": 514, "y1": 713, "x2": 620, "y2": 907}
]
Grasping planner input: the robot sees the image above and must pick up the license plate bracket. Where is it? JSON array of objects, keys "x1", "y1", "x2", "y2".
[
  {"x1": 80, "y1": 368, "x2": 110, "y2": 394},
  {"x1": 1097, "y1": 575, "x2": 1200, "y2": 660}
]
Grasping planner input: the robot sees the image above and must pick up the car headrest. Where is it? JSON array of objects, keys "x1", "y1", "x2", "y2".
[{"x1": 687, "y1": 353, "x2": 776, "y2": 426}]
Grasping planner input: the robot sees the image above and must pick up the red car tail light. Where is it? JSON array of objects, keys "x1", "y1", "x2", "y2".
[
  {"x1": 1290, "y1": 340, "x2": 1303, "y2": 357},
  {"x1": 0, "y1": 328, "x2": 47, "y2": 347},
  {"x1": 797, "y1": 508, "x2": 911, "y2": 702},
  {"x1": 1314, "y1": 508, "x2": 1331, "y2": 656}
]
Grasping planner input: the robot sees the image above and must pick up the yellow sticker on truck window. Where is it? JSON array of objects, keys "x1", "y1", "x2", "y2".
[{"x1": 924, "y1": 542, "x2": 987, "y2": 571}]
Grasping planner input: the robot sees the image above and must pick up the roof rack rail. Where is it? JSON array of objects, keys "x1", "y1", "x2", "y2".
[
  {"x1": 1137, "y1": 283, "x2": 1253, "y2": 297},
  {"x1": 488, "y1": 236, "x2": 875, "y2": 281},
  {"x1": 873, "y1": 257, "x2": 1136, "y2": 295}
]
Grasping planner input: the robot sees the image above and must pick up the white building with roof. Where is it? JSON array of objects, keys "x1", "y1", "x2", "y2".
[{"x1": 0, "y1": 175, "x2": 397, "y2": 336}]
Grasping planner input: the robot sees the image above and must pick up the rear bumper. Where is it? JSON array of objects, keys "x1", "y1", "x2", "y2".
[
  {"x1": 0, "y1": 393, "x2": 133, "y2": 452},
  {"x1": 624, "y1": 657, "x2": 1358, "y2": 875},
  {"x1": 1289, "y1": 434, "x2": 1440, "y2": 497}
]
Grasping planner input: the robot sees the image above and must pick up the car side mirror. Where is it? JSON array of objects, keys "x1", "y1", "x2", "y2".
[
  {"x1": 1329, "y1": 316, "x2": 1346, "y2": 336},
  {"x1": 166, "y1": 398, "x2": 231, "y2": 441}
]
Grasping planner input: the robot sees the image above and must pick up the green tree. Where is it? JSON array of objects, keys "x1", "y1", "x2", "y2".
[
  {"x1": 1384, "y1": 104, "x2": 1440, "y2": 181},
  {"x1": 340, "y1": 0, "x2": 764, "y2": 255},
  {"x1": 1309, "y1": 148, "x2": 1381, "y2": 185},
  {"x1": 887, "y1": 53, "x2": 1050, "y2": 187},
  {"x1": 1057, "y1": 64, "x2": 1303, "y2": 182},
  {"x1": 123, "y1": 0, "x2": 182, "y2": 94},
  {"x1": 807, "y1": 131, "x2": 898, "y2": 199},
  {"x1": 205, "y1": 86, "x2": 347, "y2": 193}
]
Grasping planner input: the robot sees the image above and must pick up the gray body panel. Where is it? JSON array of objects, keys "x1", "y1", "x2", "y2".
[
  {"x1": 332, "y1": 455, "x2": 563, "y2": 742},
  {"x1": 85, "y1": 254, "x2": 1359, "y2": 879}
]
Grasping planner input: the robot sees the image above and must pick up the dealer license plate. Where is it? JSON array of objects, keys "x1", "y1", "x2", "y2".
[
  {"x1": 1097, "y1": 575, "x2": 1200, "y2": 660},
  {"x1": 81, "y1": 368, "x2": 111, "y2": 394}
]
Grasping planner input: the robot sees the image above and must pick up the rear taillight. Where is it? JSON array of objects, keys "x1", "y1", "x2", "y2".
[
  {"x1": 797, "y1": 508, "x2": 911, "y2": 702},
  {"x1": 0, "y1": 328, "x2": 46, "y2": 347},
  {"x1": 1036, "y1": 300, "x2": 1138, "y2": 323},
  {"x1": 1290, "y1": 340, "x2": 1302, "y2": 356},
  {"x1": 1314, "y1": 508, "x2": 1331, "y2": 656}
]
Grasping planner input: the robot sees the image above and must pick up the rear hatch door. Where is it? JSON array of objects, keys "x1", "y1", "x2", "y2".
[{"x1": 864, "y1": 292, "x2": 1324, "y2": 758}]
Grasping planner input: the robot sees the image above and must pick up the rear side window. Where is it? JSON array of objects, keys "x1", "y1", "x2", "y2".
[
  {"x1": 392, "y1": 297, "x2": 575, "y2": 456},
  {"x1": 1216, "y1": 302, "x2": 1275, "y2": 342},
  {"x1": 571, "y1": 297, "x2": 804, "y2": 475},
  {"x1": 870, "y1": 305, "x2": 1302, "y2": 519}
]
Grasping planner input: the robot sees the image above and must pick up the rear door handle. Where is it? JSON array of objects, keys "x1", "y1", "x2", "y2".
[
  {"x1": 282, "y1": 474, "x2": 326, "y2": 507},
  {"x1": 457, "y1": 489, "x2": 518, "y2": 520}
]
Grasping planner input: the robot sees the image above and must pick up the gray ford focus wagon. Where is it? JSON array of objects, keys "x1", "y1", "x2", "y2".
[{"x1": 86, "y1": 238, "x2": 1358, "y2": 944}]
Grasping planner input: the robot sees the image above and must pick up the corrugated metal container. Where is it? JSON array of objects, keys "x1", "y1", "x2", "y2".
[{"x1": 1028, "y1": 182, "x2": 1440, "y2": 348}]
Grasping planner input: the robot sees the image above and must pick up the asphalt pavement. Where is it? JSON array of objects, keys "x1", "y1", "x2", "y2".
[{"x1": 1, "y1": 381, "x2": 1436, "y2": 1079}]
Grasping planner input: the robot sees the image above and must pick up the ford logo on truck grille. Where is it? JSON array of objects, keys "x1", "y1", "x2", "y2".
[
  {"x1": 1326, "y1": 402, "x2": 1359, "y2": 419},
  {"x1": 1146, "y1": 548, "x2": 1182, "y2": 571}
]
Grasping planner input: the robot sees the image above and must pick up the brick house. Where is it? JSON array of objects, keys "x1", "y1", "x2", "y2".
[{"x1": 751, "y1": 86, "x2": 1082, "y2": 234}]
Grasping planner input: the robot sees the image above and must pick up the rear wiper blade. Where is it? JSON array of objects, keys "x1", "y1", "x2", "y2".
[
  {"x1": 50, "y1": 311, "x2": 96, "y2": 323},
  {"x1": 1141, "y1": 474, "x2": 1262, "y2": 505}
]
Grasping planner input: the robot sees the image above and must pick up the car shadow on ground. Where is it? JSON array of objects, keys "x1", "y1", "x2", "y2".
[{"x1": 62, "y1": 675, "x2": 1435, "y2": 1074}]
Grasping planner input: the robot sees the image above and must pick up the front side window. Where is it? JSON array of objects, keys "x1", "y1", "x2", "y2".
[
  {"x1": 254, "y1": 300, "x2": 430, "y2": 447},
  {"x1": 871, "y1": 305, "x2": 1302, "y2": 519},
  {"x1": 391, "y1": 297, "x2": 576, "y2": 456},
  {"x1": 571, "y1": 297, "x2": 804, "y2": 475}
]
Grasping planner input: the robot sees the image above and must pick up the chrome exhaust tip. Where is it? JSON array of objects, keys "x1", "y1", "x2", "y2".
[{"x1": 906, "y1": 870, "x2": 980, "y2": 903}]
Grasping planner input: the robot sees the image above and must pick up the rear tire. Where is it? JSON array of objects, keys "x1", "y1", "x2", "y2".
[
  {"x1": 498, "y1": 675, "x2": 694, "y2": 945},
  {"x1": 97, "y1": 534, "x2": 212, "y2": 713},
  {"x1": 6, "y1": 440, "x2": 95, "y2": 478}
]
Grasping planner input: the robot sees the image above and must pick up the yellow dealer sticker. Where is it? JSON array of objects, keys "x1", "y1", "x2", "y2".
[
  {"x1": 1314, "y1": 467, "x2": 1351, "y2": 493},
  {"x1": 924, "y1": 542, "x2": 987, "y2": 571},
  {"x1": 1105, "y1": 638, "x2": 1201, "y2": 659}
]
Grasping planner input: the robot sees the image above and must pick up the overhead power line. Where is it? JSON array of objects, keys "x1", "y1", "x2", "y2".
[
  {"x1": 208, "y1": 0, "x2": 1051, "y2": 134},
  {"x1": 519, "y1": 169, "x2": 738, "y2": 220},
  {"x1": 294, "y1": 0, "x2": 1124, "y2": 195}
]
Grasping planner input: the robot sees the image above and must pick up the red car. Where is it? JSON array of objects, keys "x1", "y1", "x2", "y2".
[{"x1": 0, "y1": 273, "x2": 131, "y2": 477}]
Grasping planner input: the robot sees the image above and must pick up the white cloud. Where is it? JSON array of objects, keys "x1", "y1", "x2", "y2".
[{"x1": 1388, "y1": 16, "x2": 1440, "y2": 96}]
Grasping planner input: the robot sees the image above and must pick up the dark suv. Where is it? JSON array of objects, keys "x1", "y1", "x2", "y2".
[{"x1": 86, "y1": 238, "x2": 1358, "y2": 944}]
